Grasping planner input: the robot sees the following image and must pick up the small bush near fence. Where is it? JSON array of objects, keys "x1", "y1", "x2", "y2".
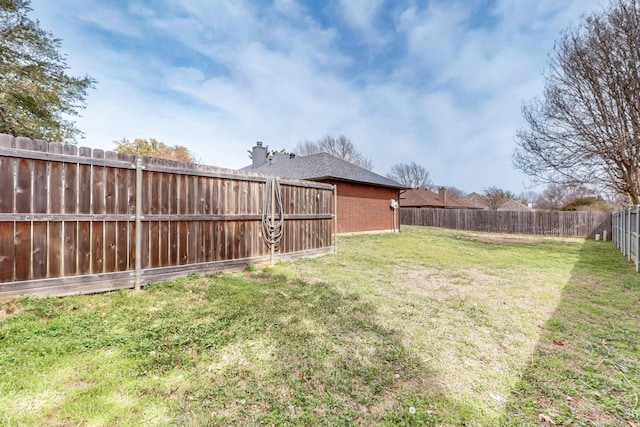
[
  {"x1": 401, "y1": 208, "x2": 611, "y2": 239},
  {"x1": 0, "y1": 134, "x2": 335, "y2": 301}
]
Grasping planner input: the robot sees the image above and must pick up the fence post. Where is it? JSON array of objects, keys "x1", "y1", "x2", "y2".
[
  {"x1": 627, "y1": 207, "x2": 632, "y2": 262},
  {"x1": 134, "y1": 158, "x2": 143, "y2": 291},
  {"x1": 623, "y1": 209, "x2": 627, "y2": 252},
  {"x1": 636, "y1": 206, "x2": 640, "y2": 272},
  {"x1": 333, "y1": 185, "x2": 338, "y2": 254}
]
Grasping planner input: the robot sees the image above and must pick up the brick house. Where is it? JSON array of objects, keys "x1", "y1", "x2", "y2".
[{"x1": 242, "y1": 143, "x2": 404, "y2": 234}]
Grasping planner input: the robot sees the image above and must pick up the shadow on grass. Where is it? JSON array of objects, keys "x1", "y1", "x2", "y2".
[
  {"x1": 504, "y1": 240, "x2": 640, "y2": 426},
  {"x1": 142, "y1": 271, "x2": 443, "y2": 426},
  {"x1": 0, "y1": 271, "x2": 443, "y2": 426}
]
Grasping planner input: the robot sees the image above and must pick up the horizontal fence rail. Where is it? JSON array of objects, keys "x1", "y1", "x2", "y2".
[
  {"x1": 0, "y1": 134, "x2": 336, "y2": 301},
  {"x1": 612, "y1": 206, "x2": 640, "y2": 272},
  {"x1": 401, "y1": 208, "x2": 611, "y2": 238}
]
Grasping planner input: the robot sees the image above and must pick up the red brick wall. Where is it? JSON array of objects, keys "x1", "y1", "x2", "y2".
[{"x1": 324, "y1": 180, "x2": 400, "y2": 234}]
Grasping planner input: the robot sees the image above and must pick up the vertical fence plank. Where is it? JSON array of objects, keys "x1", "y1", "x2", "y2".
[
  {"x1": 15, "y1": 222, "x2": 31, "y2": 280},
  {"x1": 116, "y1": 221, "x2": 129, "y2": 272},
  {"x1": 0, "y1": 156, "x2": 13, "y2": 212},
  {"x1": 179, "y1": 221, "x2": 188, "y2": 265},
  {"x1": 0, "y1": 222, "x2": 15, "y2": 282},
  {"x1": 92, "y1": 151, "x2": 105, "y2": 215},
  {"x1": 33, "y1": 157, "x2": 48, "y2": 214},
  {"x1": 150, "y1": 221, "x2": 160, "y2": 268},
  {"x1": 15, "y1": 158, "x2": 31, "y2": 213},
  {"x1": 78, "y1": 148, "x2": 92, "y2": 214},
  {"x1": 64, "y1": 222, "x2": 77, "y2": 276},
  {"x1": 32, "y1": 222, "x2": 47, "y2": 279},
  {"x1": 0, "y1": 142, "x2": 336, "y2": 298},
  {"x1": 92, "y1": 221, "x2": 104, "y2": 274},
  {"x1": 169, "y1": 221, "x2": 178, "y2": 265},
  {"x1": 400, "y1": 208, "x2": 612, "y2": 238},
  {"x1": 104, "y1": 221, "x2": 117, "y2": 272},
  {"x1": 48, "y1": 222, "x2": 62, "y2": 277},
  {"x1": 78, "y1": 221, "x2": 91, "y2": 275}
]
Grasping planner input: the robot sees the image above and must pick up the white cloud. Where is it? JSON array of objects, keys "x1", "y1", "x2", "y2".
[{"x1": 27, "y1": 0, "x2": 606, "y2": 193}]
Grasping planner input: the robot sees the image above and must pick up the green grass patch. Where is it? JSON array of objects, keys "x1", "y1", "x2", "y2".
[{"x1": 1, "y1": 226, "x2": 639, "y2": 426}]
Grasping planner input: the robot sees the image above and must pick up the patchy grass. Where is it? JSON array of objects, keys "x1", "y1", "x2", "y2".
[{"x1": 0, "y1": 226, "x2": 638, "y2": 426}]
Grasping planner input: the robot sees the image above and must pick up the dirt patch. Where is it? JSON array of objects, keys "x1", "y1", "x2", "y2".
[
  {"x1": 384, "y1": 264, "x2": 504, "y2": 299},
  {"x1": 463, "y1": 232, "x2": 583, "y2": 245},
  {"x1": 0, "y1": 301, "x2": 22, "y2": 321}
]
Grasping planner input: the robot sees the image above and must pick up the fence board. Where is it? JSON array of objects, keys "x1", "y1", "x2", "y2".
[
  {"x1": 63, "y1": 222, "x2": 76, "y2": 276},
  {"x1": 33, "y1": 222, "x2": 47, "y2": 279},
  {"x1": 78, "y1": 160, "x2": 91, "y2": 215},
  {"x1": 0, "y1": 157, "x2": 13, "y2": 212},
  {"x1": 34, "y1": 159, "x2": 47, "y2": 214},
  {"x1": 401, "y1": 208, "x2": 611, "y2": 238},
  {"x1": 64, "y1": 163, "x2": 77, "y2": 214},
  {"x1": 0, "y1": 135, "x2": 336, "y2": 301},
  {"x1": 92, "y1": 221, "x2": 104, "y2": 274},
  {"x1": 78, "y1": 221, "x2": 91, "y2": 275},
  {"x1": 49, "y1": 222, "x2": 62, "y2": 277},
  {"x1": 16, "y1": 159, "x2": 31, "y2": 213},
  {"x1": 15, "y1": 222, "x2": 31, "y2": 280},
  {"x1": 116, "y1": 221, "x2": 129, "y2": 272},
  {"x1": 0, "y1": 222, "x2": 14, "y2": 281}
]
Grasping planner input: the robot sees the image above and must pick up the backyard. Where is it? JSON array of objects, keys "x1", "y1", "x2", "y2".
[{"x1": 1, "y1": 226, "x2": 639, "y2": 426}]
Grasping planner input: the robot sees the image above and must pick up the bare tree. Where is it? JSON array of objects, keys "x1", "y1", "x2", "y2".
[
  {"x1": 443, "y1": 186, "x2": 466, "y2": 199},
  {"x1": 534, "y1": 183, "x2": 593, "y2": 210},
  {"x1": 484, "y1": 187, "x2": 516, "y2": 210},
  {"x1": 518, "y1": 191, "x2": 539, "y2": 207},
  {"x1": 513, "y1": 0, "x2": 640, "y2": 204},
  {"x1": 387, "y1": 162, "x2": 433, "y2": 188},
  {"x1": 294, "y1": 135, "x2": 373, "y2": 170}
]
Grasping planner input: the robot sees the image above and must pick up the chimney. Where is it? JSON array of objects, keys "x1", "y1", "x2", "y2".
[
  {"x1": 439, "y1": 187, "x2": 447, "y2": 205},
  {"x1": 252, "y1": 141, "x2": 267, "y2": 167}
]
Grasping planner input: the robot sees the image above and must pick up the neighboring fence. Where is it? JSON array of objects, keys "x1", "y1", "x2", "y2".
[
  {"x1": 401, "y1": 208, "x2": 611, "y2": 238},
  {"x1": 0, "y1": 135, "x2": 335, "y2": 301},
  {"x1": 612, "y1": 206, "x2": 640, "y2": 272}
]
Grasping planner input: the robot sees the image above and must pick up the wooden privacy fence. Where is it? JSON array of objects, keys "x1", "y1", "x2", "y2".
[
  {"x1": 0, "y1": 134, "x2": 335, "y2": 301},
  {"x1": 612, "y1": 206, "x2": 640, "y2": 272},
  {"x1": 401, "y1": 208, "x2": 612, "y2": 238}
]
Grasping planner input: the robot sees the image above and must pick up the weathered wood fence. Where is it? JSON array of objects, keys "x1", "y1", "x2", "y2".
[
  {"x1": 0, "y1": 135, "x2": 335, "y2": 301},
  {"x1": 401, "y1": 208, "x2": 611, "y2": 238},
  {"x1": 612, "y1": 206, "x2": 640, "y2": 272}
]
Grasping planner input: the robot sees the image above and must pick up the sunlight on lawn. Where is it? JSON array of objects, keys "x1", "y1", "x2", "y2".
[{"x1": 3, "y1": 226, "x2": 637, "y2": 426}]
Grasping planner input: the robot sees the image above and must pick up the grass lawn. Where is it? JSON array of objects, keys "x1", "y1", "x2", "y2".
[{"x1": 1, "y1": 226, "x2": 639, "y2": 426}]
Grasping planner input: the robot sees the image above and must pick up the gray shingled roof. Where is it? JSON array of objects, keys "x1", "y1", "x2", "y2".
[{"x1": 241, "y1": 152, "x2": 404, "y2": 189}]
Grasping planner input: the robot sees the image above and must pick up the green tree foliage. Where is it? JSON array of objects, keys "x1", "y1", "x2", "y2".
[
  {"x1": 561, "y1": 196, "x2": 610, "y2": 211},
  {"x1": 114, "y1": 138, "x2": 196, "y2": 162},
  {"x1": 0, "y1": 0, "x2": 94, "y2": 142}
]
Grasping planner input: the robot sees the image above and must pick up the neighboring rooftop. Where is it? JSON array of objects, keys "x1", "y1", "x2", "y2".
[
  {"x1": 241, "y1": 143, "x2": 403, "y2": 189},
  {"x1": 462, "y1": 192, "x2": 533, "y2": 211},
  {"x1": 400, "y1": 188, "x2": 480, "y2": 209}
]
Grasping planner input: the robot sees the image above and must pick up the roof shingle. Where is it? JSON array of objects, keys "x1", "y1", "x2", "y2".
[{"x1": 242, "y1": 152, "x2": 404, "y2": 189}]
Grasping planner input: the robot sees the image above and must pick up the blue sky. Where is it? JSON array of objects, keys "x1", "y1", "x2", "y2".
[{"x1": 29, "y1": 0, "x2": 603, "y2": 194}]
